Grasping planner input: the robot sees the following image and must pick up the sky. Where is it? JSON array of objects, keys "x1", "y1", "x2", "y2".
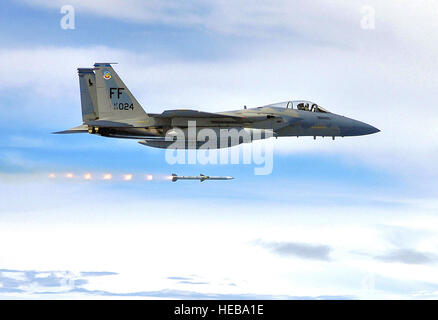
[{"x1": 1, "y1": 0, "x2": 438, "y2": 299}]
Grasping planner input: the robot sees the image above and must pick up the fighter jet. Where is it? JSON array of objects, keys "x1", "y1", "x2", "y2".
[
  {"x1": 55, "y1": 63, "x2": 380, "y2": 148},
  {"x1": 171, "y1": 174, "x2": 234, "y2": 182}
]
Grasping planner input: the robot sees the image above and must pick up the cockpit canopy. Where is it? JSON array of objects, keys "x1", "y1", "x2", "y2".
[{"x1": 260, "y1": 100, "x2": 330, "y2": 113}]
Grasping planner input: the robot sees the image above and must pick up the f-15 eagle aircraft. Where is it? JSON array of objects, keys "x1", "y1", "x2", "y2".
[{"x1": 55, "y1": 63, "x2": 379, "y2": 148}]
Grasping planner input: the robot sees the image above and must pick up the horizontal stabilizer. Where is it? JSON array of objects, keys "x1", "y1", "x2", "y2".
[{"x1": 53, "y1": 124, "x2": 88, "y2": 134}]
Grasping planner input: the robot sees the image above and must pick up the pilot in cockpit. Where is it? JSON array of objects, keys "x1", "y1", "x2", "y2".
[
  {"x1": 295, "y1": 101, "x2": 329, "y2": 113},
  {"x1": 297, "y1": 103, "x2": 310, "y2": 111}
]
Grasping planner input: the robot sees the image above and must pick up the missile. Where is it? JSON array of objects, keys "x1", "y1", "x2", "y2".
[{"x1": 171, "y1": 173, "x2": 234, "y2": 182}]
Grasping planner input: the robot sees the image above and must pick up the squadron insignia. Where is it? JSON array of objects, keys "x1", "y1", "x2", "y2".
[{"x1": 103, "y1": 70, "x2": 111, "y2": 80}]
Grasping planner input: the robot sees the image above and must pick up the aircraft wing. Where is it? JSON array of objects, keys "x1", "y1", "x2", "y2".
[
  {"x1": 157, "y1": 109, "x2": 244, "y2": 120},
  {"x1": 156, "y1": 109, "x2": 279, "y2": 124},
  {"x1": 84, "y1": 120, "x2": 133, "y2": 127}
]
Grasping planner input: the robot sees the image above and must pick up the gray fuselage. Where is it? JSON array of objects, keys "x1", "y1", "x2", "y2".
[{"x1": 93, "y1": 105, "x2": 379, "y2": 141}]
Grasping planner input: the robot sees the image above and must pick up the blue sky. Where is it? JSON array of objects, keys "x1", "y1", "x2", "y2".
[{"x1": 1, "y1": 0, "x2": 438, "y2": 299}]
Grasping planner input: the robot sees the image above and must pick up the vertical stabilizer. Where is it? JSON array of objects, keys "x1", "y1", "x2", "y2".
[
  {"x1": 93, "y1": 63, "x2": 148, "y2": 121},
  {"x1": 78, "y1": 68, "x2": 98, "y2": 121}
]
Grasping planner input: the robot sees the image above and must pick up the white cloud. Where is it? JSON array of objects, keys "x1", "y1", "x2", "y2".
[
  {"x1": 0, "y1": 151, "x2": 41, "y2": 169},
  {"x1": 0, "y1": 46, "x2": 131, "y2": 99},
  {"x1": 1, "y1": 178, "x2": 438, "y2": 298},
  {"x1": 19, "y1": 0, "x2": 438, "y2": 50}
]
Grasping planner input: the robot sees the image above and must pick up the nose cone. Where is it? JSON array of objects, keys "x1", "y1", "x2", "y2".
[
  {"x1": 339, "y1": 118, "x2": 380, "y2": 136},
  {"x1": 357, "y1": 122, "x2": 380, "y2": 135}
]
